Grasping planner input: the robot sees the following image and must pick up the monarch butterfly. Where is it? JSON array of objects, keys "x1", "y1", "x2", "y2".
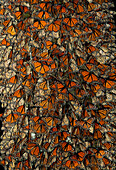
[
  {"x1": 61, "y1": 142, "x2": 73, "y2": 152},
  {"x1": 20, "y1": 49, "x2": 30, "y2": 60},
  {"x1": 48, "y1": 20, "x2": 61, "y2": 32},
  {"x1": 91, "y1": 84, "x2": 101, "y2": 93},
  {"x1": 22, "y1": 74, "x2": 36, "y2": 90},
  {"x1": 95, "y1": 0, "x2": 108, "y2": 5},
  {"x1": 5, "y1": 112, "x2": 19, "y2": 124},
  {"x1": 37, "y1": 11, "x2": 51, "y2": 20},
  {"x1": 51, "y1": 82, "x2": 67, "y2": 94},
  {"x1": 85, "y1": 63, "x2": 94, "y2": 71},
  {"x1": 89, "y1": 155, "x2": 99, "y2": 168},
  {"x1": 16, "y1": 59, "x2": 23, "y2": 67},
  {"x1": 77, "y1": 57, "x2": 86, "y2": 66},
  {"x1": 33, "y1": 20, "x2": 47, "y2": 30},
  {"x1": 14, "y1": 11, "x2": 22, "y2": 20},
  {"x1": 39, "y1": 153, "x2": 48, "y2": 165},
  {"x1": 13, "y1": 89, "x2": 24, "y2": 98},
  {"x1": 19, "y1": 5, "x2": 29, "y2": 13},
  {"x1": 103, "y1": 157, "x2": 110, "y2": 165},
  {"x1": 0, "y1": 160, "x2": 5, "y2": 167},
  {"x1": 16, "y1": 21, "x2": 25, "y2": 31},
  {"x1": 27, "y1": 143, "x2": 40, "y2": 156},
  {"x1": 65, "y1": 80, "x2": 77, "y2": 88},
  {"x1": 64, "y1": 155, "x2": 79, "y2": 169},
  {"x1": 99, "y1": 119, "x2": 105, "y2": 126},
  {"x1": 78, "y1": 118, "x2": 94, "y2": 130},
  {"x1": 75, "y1": 88, "x2": 86, "y2": 98},
  {"x1": 33, "y1": 120, "x2": 47, "y2": 133},
  {"x1": 98, "y1": 109, "x2": 107, "y2": 119},
  {"x1": 7, "y1": 25, "x2": 16, "y2": 36},
  {"x1": 74, "y1": 29, "x2": 82, "y2": 36},
  {"x1": 59, "y1": 54, "x2": 70, "y2": 69},
  {"x1": 15, "y1": 105, "x2": 25, "y2": 115},
  {"x1": 43, "y1": 142, "x2": 50, "y2": 150},
  {"x1": 45, "y1": 117, "x2": 60, "y2": 127},
  {"x1": 33, "y1": 61, "x2": 49, "y2": 74},
  {"x1": 95, "y1": 150, "x2": 105, "y2": 159},
  {"x1": 104, "y1": 80, "x2": 115, "y2": 89},
  {"x1": 108, "y1": 71, "x2": 116, "y2": 81},
  {"x1": 23, "y1": 159, "x2": 31, "y2": 169},
  {"x1": 44, "y1": 117, "x2": 54, "y2": 127},
  {"x1": 0, "y1": 8, "x2": 4, "y2": 15},
  {"x1": 91, "y1": 29, "x2": 101, "y2": 40},
  {"x1": 94, "y1": 130, "x2": 102, "y2": 139},
  {"x1": 87, "y1": 3, "x2": 96, "y2": 12},
  {"x1": 38, "y1": 80, "x2": 48, "y2": 91},
  {"x1": 31, "y1": 47, "x2": 40, "y2": 58},
  {"x1": 30, "y1": 0, "x2": 39, "y2": 4},
  {"x1": 50, "y1": 147, "x2": 58, "y2": 156},
  {"x1": 0, "y1": 113, "x2": 4, "y2": 118},
  {"x1": 0, "y1": 38, "x2": 10, "y2": 47},
  {"x1": 77, "y1": 151, "x2": 85, "y2": 161},
  {"x1": 94, "y1": 123, "x2": 101, "y2": 131},
  {"x1": 65, "y1": 160, "x2": 79, "y2": 169},
  {"x1": 55, "y1": 5, "x2": 67, "y2": 15},
  {"x1": 3, "y1": 20, "x2": 11, "y2": 27},
  {"x1": 39, "y1": 96, "x2": 55, "y2": 110},
  {"x1": 32, "y1": 116, "x2": 40, "y2": 124},
  {"x1": 77, "y1": 5, "x2": 84, "y2": 13},
  {"x1": 15, "y1": 159, "x2": 31, "y2": 170},
  {"x1": 63, "y1": 18, "x2": 78, "y2": 27},
  {"x1": 14, "y1": 5, "x2": 30, "y2": 20},
  {"x1": 61, "y1": 131, "x2": 70, "y2": 140},
  {"x1": 87, "y1": 45, "x2": 96, "y2": 54},
  {"x1": 51, "y1": 135, "x2": 59, "y2": 145},
  {"x1": 32, "y1": 31, "x2": 40, "y2": 43},
  {"x1": 9, "y1": 75, "x2": 18, "y2": 84},
  {"x1": 44, "y1": 40, "x2": 53, "y2": 50},
  {"x1": 98, "y1": 63, "x2": 108, "y2": 75},
  {"x1": 81, "y1": 70, "x2": 98, "y2": 83},
  {"x1": 107, "y1": 132, "x2": 113, "y2": 139},
  {"x1": 39, "y1": 2, "x2": 49, "y2": 11},
  {"x1": 103, "y1": 143, "x2": 111, "y2": 150}
]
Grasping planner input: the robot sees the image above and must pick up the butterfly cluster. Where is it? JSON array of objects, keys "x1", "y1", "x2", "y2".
[{"x1": 0, "y1": 0, "x2": 115, "y2": 169}]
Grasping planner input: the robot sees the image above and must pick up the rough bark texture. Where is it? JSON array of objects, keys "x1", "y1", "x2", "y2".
[{"x1": 0, "y1": 0, "x2": 115, "y2": 169}]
